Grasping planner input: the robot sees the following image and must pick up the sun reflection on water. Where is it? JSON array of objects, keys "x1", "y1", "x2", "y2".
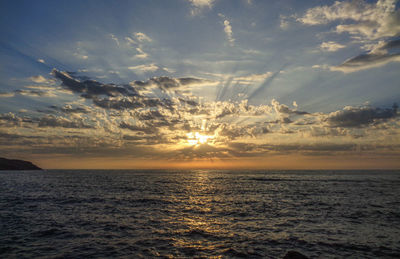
[{"x1": 171, "y1": 171, "x2": 232, "y2": 256}]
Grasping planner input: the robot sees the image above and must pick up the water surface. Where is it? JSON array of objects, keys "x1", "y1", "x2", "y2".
[{"x1": 1, "y1": 170, "x2": 400, "y2": 258}]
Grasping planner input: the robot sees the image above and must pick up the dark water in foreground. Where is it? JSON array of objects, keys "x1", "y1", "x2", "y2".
[{"x1": 1, "y1": 170, "x2": 400, "y2": 258}]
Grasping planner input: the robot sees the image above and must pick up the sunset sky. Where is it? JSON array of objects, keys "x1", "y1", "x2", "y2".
[{"x1": 0, "y1": 0, "x2": 399, "y2": 169}]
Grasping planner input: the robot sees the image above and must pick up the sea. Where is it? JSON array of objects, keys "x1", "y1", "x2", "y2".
[{"x1": 0, "y1": 170, "x2": 399, "y2": 258}]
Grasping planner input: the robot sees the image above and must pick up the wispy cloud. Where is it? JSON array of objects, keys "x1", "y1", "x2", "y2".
[
  {"x1": 187, "y1": 0, "x2": 215, "y2": 15},
  {"x1": 128, "y1": 64, "x2": 159, "y2": 73},
  {"x1": 29, "y1": 75, "x2": 49, "y2": 83},
  {"x1": 134, "y1": 32, "x2": 152, "y2": 42},
  {"x1": 223, "y1": 19, "x2": 235, "y2": 46},
  {"x1": 218, "y1": 13, "x2": 235, "y2": 46},
  {"x1": 298, "y1": 0, "x2": 400, "y2": 72},
  {"x1": 298, "y1": 0, "x2": 400, "y2": 40},
  {"x1": 0, "y1": 92, "x2": 15, "y2": 98},
  {"x1": 331, "y1": 38, "x2": 400, "y2": 72},
  {"x1": 320, "y1": 41, "x2": 346, "y2": 52},
  {"x1": 110, "y1": 34, "x2": 120, "y2": 46}
]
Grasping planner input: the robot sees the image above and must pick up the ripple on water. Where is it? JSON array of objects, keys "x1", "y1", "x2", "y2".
[{"x1": 0, "y1": 170, "x2": 400, "y2": 258}]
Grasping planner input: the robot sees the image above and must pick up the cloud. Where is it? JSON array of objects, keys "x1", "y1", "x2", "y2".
[
  {"x1": 0, "y1": 92, "x2": 15, "y2": 98},
  {"x1": 223, "y1": 19, "x2": 235, "y2": 46},
  {"x1": 271, "y1": 99, "x2": 303, "y2": 114},
  {"x1": 134, "y1": 32, "x2": 152, "y2": 42},
  {"x1": 331, "y1": 38, "x2": 400, "y2": 72},
  {"x1": 26, "y1": 85, "x2": 56, "y2": 90},
  {"x1": 320, "y1": 41, "x2": 346, "y2": 52},
  {"x1": 128, "y1": 64, "x2": 159, "y2": 73},
  {"x1": 187, "y1": 0, "x2": 215, "y2": 15},
  {"x1": 311, "y1": 64, "x2": 330, "y2": 70},
  {"x1": 51, "y1": 69, "x2": 211, "y2": 115},
  {"x1": 49, "y1": 104, "x2": 91, "y2": 114},
  {"x1": 233, "y1": 72, "x2": 273, "y2": 84},
  {"x1": 326, "y1": 104, "x2": 398, "y2": 128},
  {"x1": 131, "y1": 76, "x2": 212, "y2": 91},
  {"x1": 331, "y1": 52, "x2": 400, "y2": 72},
  {"x1": 3, "y1": 65, "x2": 400, "y2": 162},
  {"x1": 92, "y1": 96, "x2": 173, "y2": 110},
  {"x1": 229, "y1": 142, "x2": 358, "y2": 155},
  {"x1": 38, "y1": 115, "x2": 94, "y2": 129},
  {"x1": 110, "y1": 34, "x2": 120, "y2": 46},
  {"x1": 14, "y1": 89, "x2": 53, "y2": 97},
  {"x1": 74, "y1": 53, "x2": 88, "y2": 59},
  {"x1": 0, "y1": 112, "x2": 23, "y2": 126},
  {"x1": 122, "y1": 134, "x2": 167, "y2": 145},
  {"x1": 213, "y1": 100, "x2": 273, "y2": 119},
  {"x1": 52, "y1": 69, "x2": 138, "y2": 98},
  {"x1": 279, "y1": 15, "x2": 290, "y2": 29},
  {"x1": 29, "y1": 75, "x2": 48, "y2": 83},
  {"x1": 120, "y1": 122, "x2": 158, "y2": 134},
  {"x1": 125, "y1": 36, "x2": 136, "y2": 46},
  {"x1": 188, "y1": 0, "x2": 214, "y2": 8},
  {"x1": 298, "y1": 1, "x2": 400, "y2": 72},
  {"x1": 298, "y1": 0, "x2": 400, "y2": 40},
  {"x1": 0, "y1": 86, "x2": 62, "y2": 99},
  {"x1": 121, "y1": 33, "x2": 151, "y2": 59},
  {"x1": 6, "y1": 68, "x2": 396, "y2": 161},
  {"x1": 134, "y1": 47, "x2": 148, "y2": 59}
]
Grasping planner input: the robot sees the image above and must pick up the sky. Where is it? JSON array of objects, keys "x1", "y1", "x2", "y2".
[{"x1": 0, "y1": 0, "x2": 399, "y2": 169}]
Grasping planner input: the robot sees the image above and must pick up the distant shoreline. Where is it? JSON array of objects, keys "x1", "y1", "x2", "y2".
[{"x1": 0, "y1": 157, "x2": 42, "y2": 170}]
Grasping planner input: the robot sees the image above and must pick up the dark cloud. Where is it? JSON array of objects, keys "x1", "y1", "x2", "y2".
[
  {"x1": 134, "y1": 109, "x2": 165, "y2": 121},
  {"x1": 14, "y1": 89, "x2": 50, "y2": 97},
  {"x1": 49, "y1": 105, "x2": 90, "y2": 114},
  {"x1": 0, "y1": 132, "x2": 44, "y2": 146},
  {"x1": 178, "y1": 77, "x2": 206, "y2": 85},
  {"x1": 326, "y1": 104, "x2": 398, "y2": 128},
  {"x1": 38, "y1": 115, "x2": 94, "y2": 129},
  {"x1": 122, "y1": 135, "x2": 143, "y2": 141},
  {"x1": 52, "y1": 69, "x2": 137, "y2": 98},
  {"x1": 0, "y1": 112, "x2": 22, "y2": 124},
  {"x1": 119, "y1": 122, "x2": 158, "y2": 134},
  {"x1": 280, "y1": 117, "x2": 293, "y2": 124},
  {"x1": 382, "y1": 38, "x2": 400, "y2": 50},
  {"x1": 92, "y1": 96, "x2": 174, "y2": 110},
  {"x1": 293, "y1": 119, "x2": 317, "y2": 126},
  {"x1": 0, "y1": 131, "x2": 43, "y2": 141},
  {"x1": 133, "y1": 77, "x2": 179, "y2": 90},
  {"x1": 178, "y1": 97, "x2": 198, "y2": 106},
  {"x1": 122, "y1": 134, "x2": 172, "y2": 145},
  {"x1": 52, "y1": 69, "x2": 194, "y2": 112},
  {"x1": 216, "y1": 106, "x2": 236, "y2": 119},
  {"x1": 0, "y1": 112, "x2": 34, "y2": 126},
  {"x1": 332, "y1": 38, "x2": 400, "y2": 73},
  {"x1": 132, "y1": 76, "x2": 210, "y2": 91},
  {"x1": 92, "y1": 97, "x2": 144, "y2": 110}
]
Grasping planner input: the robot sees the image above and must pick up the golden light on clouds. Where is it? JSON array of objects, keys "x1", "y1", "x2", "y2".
[
  {"x1": 186, "y1": 132, "x2": 215, "y2": 146},
  {"x1": 0, "y1": 0, "x2": 399, "y2": 170}
]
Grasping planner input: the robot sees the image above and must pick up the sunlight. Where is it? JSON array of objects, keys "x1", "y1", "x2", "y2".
[{"x1": 187, "y1": 132, "x2": 214, "y2": 146}]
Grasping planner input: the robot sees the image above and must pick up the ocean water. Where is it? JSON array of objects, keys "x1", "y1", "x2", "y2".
[{"x1": 0, "y1": 170, "x2": 399, "y2": 258}]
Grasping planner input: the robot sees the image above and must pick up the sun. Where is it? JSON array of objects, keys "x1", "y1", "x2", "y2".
[{"x1": 187, "y1": 132, "x2": 214, "y2": 146}]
